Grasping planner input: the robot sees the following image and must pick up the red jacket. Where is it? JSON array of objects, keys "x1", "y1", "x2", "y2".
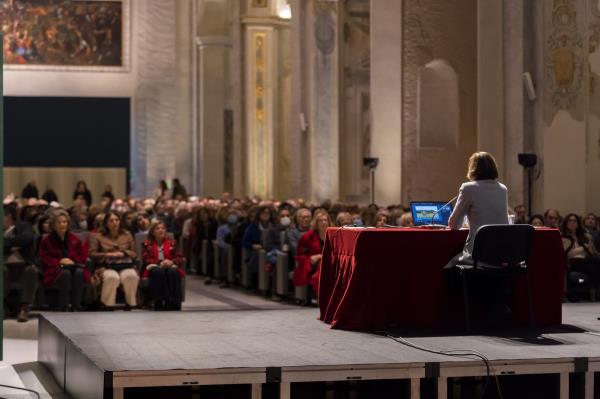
[
  {"x1": 39, "y1": 232, "x2": 91, "y2": 288},
  {"x1": 141, "y1": 239, "x2": 185, "y2": 278},
  {"x1": 294, "y1": 229, "x2": 323, "y2": 294}
]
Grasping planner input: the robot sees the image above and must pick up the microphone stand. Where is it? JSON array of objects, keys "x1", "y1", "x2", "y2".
[{"x1": 428, "y1": 196, "x2": 458, "y2": 226}]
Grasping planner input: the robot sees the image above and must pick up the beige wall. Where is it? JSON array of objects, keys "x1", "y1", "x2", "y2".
[{"x1": 4, "y1": 168, "x2": 126, "y2": 206}]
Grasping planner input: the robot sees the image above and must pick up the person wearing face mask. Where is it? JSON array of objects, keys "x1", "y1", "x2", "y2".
[{"x1": 265, "y1": 207, "x2": 292, "y2": 267}]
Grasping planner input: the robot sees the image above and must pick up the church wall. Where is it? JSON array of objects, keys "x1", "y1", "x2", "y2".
[{"x1": 401, "y1": 0, "x2": 478, "y2": 204}]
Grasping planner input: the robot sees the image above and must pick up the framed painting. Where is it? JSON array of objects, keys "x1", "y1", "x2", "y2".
[{"x1": 1, "y1": 0, "x2": 130, "y2": 72}]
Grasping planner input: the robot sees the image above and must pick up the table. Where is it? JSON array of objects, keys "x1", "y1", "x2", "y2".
[{"x1": 319, "y1": 227, "x2": 565, "y2": 330}]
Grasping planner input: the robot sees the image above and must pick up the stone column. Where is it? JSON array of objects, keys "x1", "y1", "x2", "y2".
[
  {"x1": 132, "y1": 0, "x2": 178, "y2": 197},
  {"x1": 195, "y1": 0, "x2": 232, "y2": 197},
  {"x1": 503, "y1": 0, "x2": 526, "y2": 208},
  {"x1": 289, "y1": 0, "x2": 310, "y2": 198},
  {"x1": 478, "y1": 0, "x2": 505, "y2": 172},
  {"x1": 306, "y1": 0, "x2": 341, "y2": 203},
  {"x1": 242, "y1": 0, "x2": 291, "y2": 199},
  {"x1": 370, "y1": 0, "x2": 402, "y2": 205}
]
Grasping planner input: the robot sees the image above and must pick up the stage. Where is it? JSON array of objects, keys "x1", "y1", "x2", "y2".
[{"x1": 37, "y1": 303, "x2": 600, "y2": 399}]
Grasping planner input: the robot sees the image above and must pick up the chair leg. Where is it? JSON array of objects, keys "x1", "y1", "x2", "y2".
[
  {"x1": 461, "y1": 271, "x2": 471, "y2": 332},
  {"x1": 525, "y1": 270, "x2": 535, "y2": 328}
]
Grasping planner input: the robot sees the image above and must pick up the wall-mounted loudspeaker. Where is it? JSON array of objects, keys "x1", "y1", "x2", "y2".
[{"x1": 523, "y1": 72, "x2": 536, "y2": 101}]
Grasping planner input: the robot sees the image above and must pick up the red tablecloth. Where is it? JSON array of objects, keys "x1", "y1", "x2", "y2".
[{"x1": 319, "y1": 227, "x2": 565, "y2": 330}]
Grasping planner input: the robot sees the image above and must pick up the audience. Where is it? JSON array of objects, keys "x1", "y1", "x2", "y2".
[
  {"x1": 561, "y1": 213, "x2": 600, "y2": 286},
  {"x1": 5, "y1": 178, "x2": 600, "y2": 319}
]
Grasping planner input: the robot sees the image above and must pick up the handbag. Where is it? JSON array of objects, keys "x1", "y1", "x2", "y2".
[{"x1": 106, "y1": 256, "x2": 135, "y2": 271}]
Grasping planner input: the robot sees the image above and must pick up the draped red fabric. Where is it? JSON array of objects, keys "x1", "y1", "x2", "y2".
[{"x1": 319, "y1": 227, "x2": 565, "y2": 330}]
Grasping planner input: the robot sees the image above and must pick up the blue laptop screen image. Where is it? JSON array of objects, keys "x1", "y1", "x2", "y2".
[{"x1": 410, "y1": 202, "x2": 453, "y2": 226}]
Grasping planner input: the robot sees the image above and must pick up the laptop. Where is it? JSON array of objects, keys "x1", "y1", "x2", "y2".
[{"x1": 410, "y1": 201, "x2": 453, "y2": 227}]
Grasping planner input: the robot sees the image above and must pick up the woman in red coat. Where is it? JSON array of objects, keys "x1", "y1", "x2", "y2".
[
  {"x1": 294, "y1": 209, "x2": 331, "y2": 298},
  {"x1": 39, "y1": 209, "x2": 90, "y2": 310},
  {"x1": 141, "y1": 220, "x2": 185, "y2": 310}
]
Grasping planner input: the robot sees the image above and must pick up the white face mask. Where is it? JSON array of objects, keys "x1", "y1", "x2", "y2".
[
  {"x1": 79, "y1": 220, "x2": 88, "y2": 230},
  {"x1": 280, "y1": 216, "x2": 291, "y2": 227}
]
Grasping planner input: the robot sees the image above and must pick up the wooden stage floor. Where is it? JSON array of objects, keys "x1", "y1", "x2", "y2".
[{"x1": 39, "y1": 303, "x2": 600, "y2": 399}]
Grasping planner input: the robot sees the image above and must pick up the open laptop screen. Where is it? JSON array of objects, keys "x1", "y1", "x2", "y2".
[{"x1": 410, "y1": 202, "x2": 453, "y2": 226}]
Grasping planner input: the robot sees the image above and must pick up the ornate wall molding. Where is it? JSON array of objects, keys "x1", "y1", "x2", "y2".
[
  {"x1": 544, "y1": 0, "x2": 585, "y2": 123},
  {"x1": 245, "y1": 27, "x2": 276, "y2": 198}
]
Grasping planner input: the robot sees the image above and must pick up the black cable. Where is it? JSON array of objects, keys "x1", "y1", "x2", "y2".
[
  {"x1": 379, "y1": 332, "x2": 504, "y2": 398},
  {"x1": 0, "y1": 384, "x2": 41, "y2": 399}
]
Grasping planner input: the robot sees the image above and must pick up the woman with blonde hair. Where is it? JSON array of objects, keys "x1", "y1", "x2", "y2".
[
  {"x1": 293, "y1": 209, "x2": 331, "y2": 297},
  {"x1": 39, "y1": 209, "x2": 89, "y2": 311},
  {"x1": 141, "y1": 220, "x2": 185, "y2": 310}
]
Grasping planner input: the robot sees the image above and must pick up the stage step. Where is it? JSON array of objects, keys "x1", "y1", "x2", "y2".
[
  {"x1": 14, "y1": 362, "x2": 67, "y2": 399},
  {"x1": 0, "y1": 364, "x2": 36, "y2": 398}
]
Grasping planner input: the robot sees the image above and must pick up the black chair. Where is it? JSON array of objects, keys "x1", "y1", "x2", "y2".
[{"x1": 455, "y1": 224, "x2": 535, "y2": 331}]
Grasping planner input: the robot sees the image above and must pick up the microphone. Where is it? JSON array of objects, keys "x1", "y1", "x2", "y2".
[{"x1": 428, "y1": 196, "x2": 458, "y2": 226}]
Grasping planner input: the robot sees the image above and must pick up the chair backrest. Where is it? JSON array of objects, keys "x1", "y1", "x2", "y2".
[{"x1": 471, "y1": 224, "x2": 534, "y2": 269}]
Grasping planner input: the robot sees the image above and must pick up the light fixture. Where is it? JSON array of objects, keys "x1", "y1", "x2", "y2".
[{"x1": 277, "y1": 0, "x2": 291, "y2": 19}]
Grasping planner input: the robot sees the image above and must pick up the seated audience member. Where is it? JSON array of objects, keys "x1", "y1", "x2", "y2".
[
  {"x1": 265, "y1": 207, "x2": 292, "y2": 265},
  {"x1": 101, "y1": 185, "x2": 115, "y2": 203},
  {"x1": 141, "y1": 221, "x2": 184, "y2": 310},
  {"x1": 73, "y1": 180, "x2": 92, "y2": 207},
  {"x1": 360, "y1": 207, "x2": 377, "y2": 227},
  {"x1": 39, "y1": 210, "x2": 89, "y2": 312},
  {"x1": 561, "y1": 213, "x2": 600, "y2": 283},
  {"x1": 375, "y1": 212, "x2": 388, "y2": 228},
  {"x1": 35, "y1": 214, "x2": 51, "y2": 250},
  {"x1": 288, "y1": 208, "x2": 312, "y2": 257},
  {"x1": 3, "y1": 204, "x2": 39, "y2": 322},
  {"x1": 41, "y1": 188, "x2": 59, "y2": 204},
  {"x1": 90, "y1": 211, "x2": 139, "y2": 310},
  {"x1": 69, "y1": 207, "x2": 89, "y2": 234},
  {"x1": 121, "y1": 211, "x2": 137, "y2": 236},
  {"x1": 99, "y1": 193, "x2": 113, "y2": 212},
  {"x1": 135, "y1": 212, "x2": 151, "y2": 234},
  {"x1": 294, "y1": 209, "x2": 331, "y2": 296},
  {"x1": 91, "y1": 213, "x2": 106, "y2": 234},
  {"x1": 216, "y1": 208, "x2": 239, "y2": 249},
  {"x1": 242, "y1": 206, "x2": 274, "y2": 283},
  {"x1": 21, "y1": 181, "x2": 39, "y2": 199},
  {"x1": 189, "y1": 206, "x2": 218, "y2": 280},
  {"x1": 544, "y1": 208, "x2": 561, "y2": 228},
  {"x1": 513, "y1": 204, "x2": 528, "y2": 224},
  {"x1": 397, "y1": 212, "x2": 414, "y2": 227},
  {"x1": 583, "y1": 213, "x2": 599, "y2": 236},
  {"x1": 335, "y1": 211, "x2": 352, "y2": 227},
  {"x1": 529, "y1": 214, "x2": 545, "y2": 227}
]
